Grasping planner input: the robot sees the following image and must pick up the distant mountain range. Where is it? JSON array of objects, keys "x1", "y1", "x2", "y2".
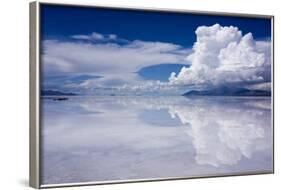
[
  {"x1": 41, "y1": 90, "x2": 77, "y2": 96},
  {"x1": 41, "y1": 87, "x2": 271, "y2": 97},
  {"x1": 183, "y1": 86, "x2": 271, "y2": 96}
]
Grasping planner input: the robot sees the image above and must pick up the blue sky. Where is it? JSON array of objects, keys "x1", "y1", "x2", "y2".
[
  {"x1": 41, "y1": 5, "x2": 271, "y2": 45},
  {"x1": 41, "y1": 4, "x2": 272, "y2": 94}
]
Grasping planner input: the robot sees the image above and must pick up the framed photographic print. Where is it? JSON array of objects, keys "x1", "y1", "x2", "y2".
[{"x1": 29, "y1": 1, "x2": 274, "y2": 188}]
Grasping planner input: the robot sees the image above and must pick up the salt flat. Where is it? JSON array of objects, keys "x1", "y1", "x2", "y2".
[{"x1": 41, "y1": 96, "x2": 272, "y2": 185}]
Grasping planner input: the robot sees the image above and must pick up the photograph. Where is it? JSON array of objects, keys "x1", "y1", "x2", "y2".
[{"x1": 39, "y1": 3, "x2": 273, "y2": 186}]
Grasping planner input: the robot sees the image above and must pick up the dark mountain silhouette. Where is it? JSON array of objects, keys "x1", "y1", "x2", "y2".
[
  {"x1": 41, "y1": 90, "x2": 77, "y2": 96},
  {"x1": 183, "y1": 86, "x2": 271, "y2": 96}
]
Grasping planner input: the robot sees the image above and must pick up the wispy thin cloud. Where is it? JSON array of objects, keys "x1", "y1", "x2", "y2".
[
  {"x1": 43, "y1": 39, "x2": 189, "y2": 76},
  {"x1": 71, "y1": 32, "x2": 128, "y2": 43}
]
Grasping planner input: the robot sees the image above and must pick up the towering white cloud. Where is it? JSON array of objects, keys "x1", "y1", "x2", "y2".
[{"x1": 169, "y1": 24, "x2": 271, "y2": 88}]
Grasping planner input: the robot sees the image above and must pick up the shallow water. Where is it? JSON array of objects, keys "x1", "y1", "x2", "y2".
[{"x1": 41, "y1": 96, "x2": 273, "y2": 185}]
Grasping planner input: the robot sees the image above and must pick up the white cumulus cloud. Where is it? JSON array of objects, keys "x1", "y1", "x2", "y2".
[{"x1": 169, "y1": 24, "x2": 271, "y2": 89}]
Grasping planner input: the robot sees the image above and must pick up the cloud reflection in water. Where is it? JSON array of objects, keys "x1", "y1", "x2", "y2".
[{"x1": 41, "y1": 96, "x2": 272, "y2": 184}]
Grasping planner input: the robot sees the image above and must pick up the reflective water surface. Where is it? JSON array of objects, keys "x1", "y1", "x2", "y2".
[{"x1": 41, "y1": 96, "x2": 272, "y2": 185}]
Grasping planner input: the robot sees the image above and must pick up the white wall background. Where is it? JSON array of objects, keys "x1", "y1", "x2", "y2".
[{"x1": 0, "y1": 0, "x2": 279, "y2": 189}]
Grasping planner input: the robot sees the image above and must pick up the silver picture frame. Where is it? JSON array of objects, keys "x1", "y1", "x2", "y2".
[{"x1": 30, "y1": 1, "x2": 274, "y2": 188}]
